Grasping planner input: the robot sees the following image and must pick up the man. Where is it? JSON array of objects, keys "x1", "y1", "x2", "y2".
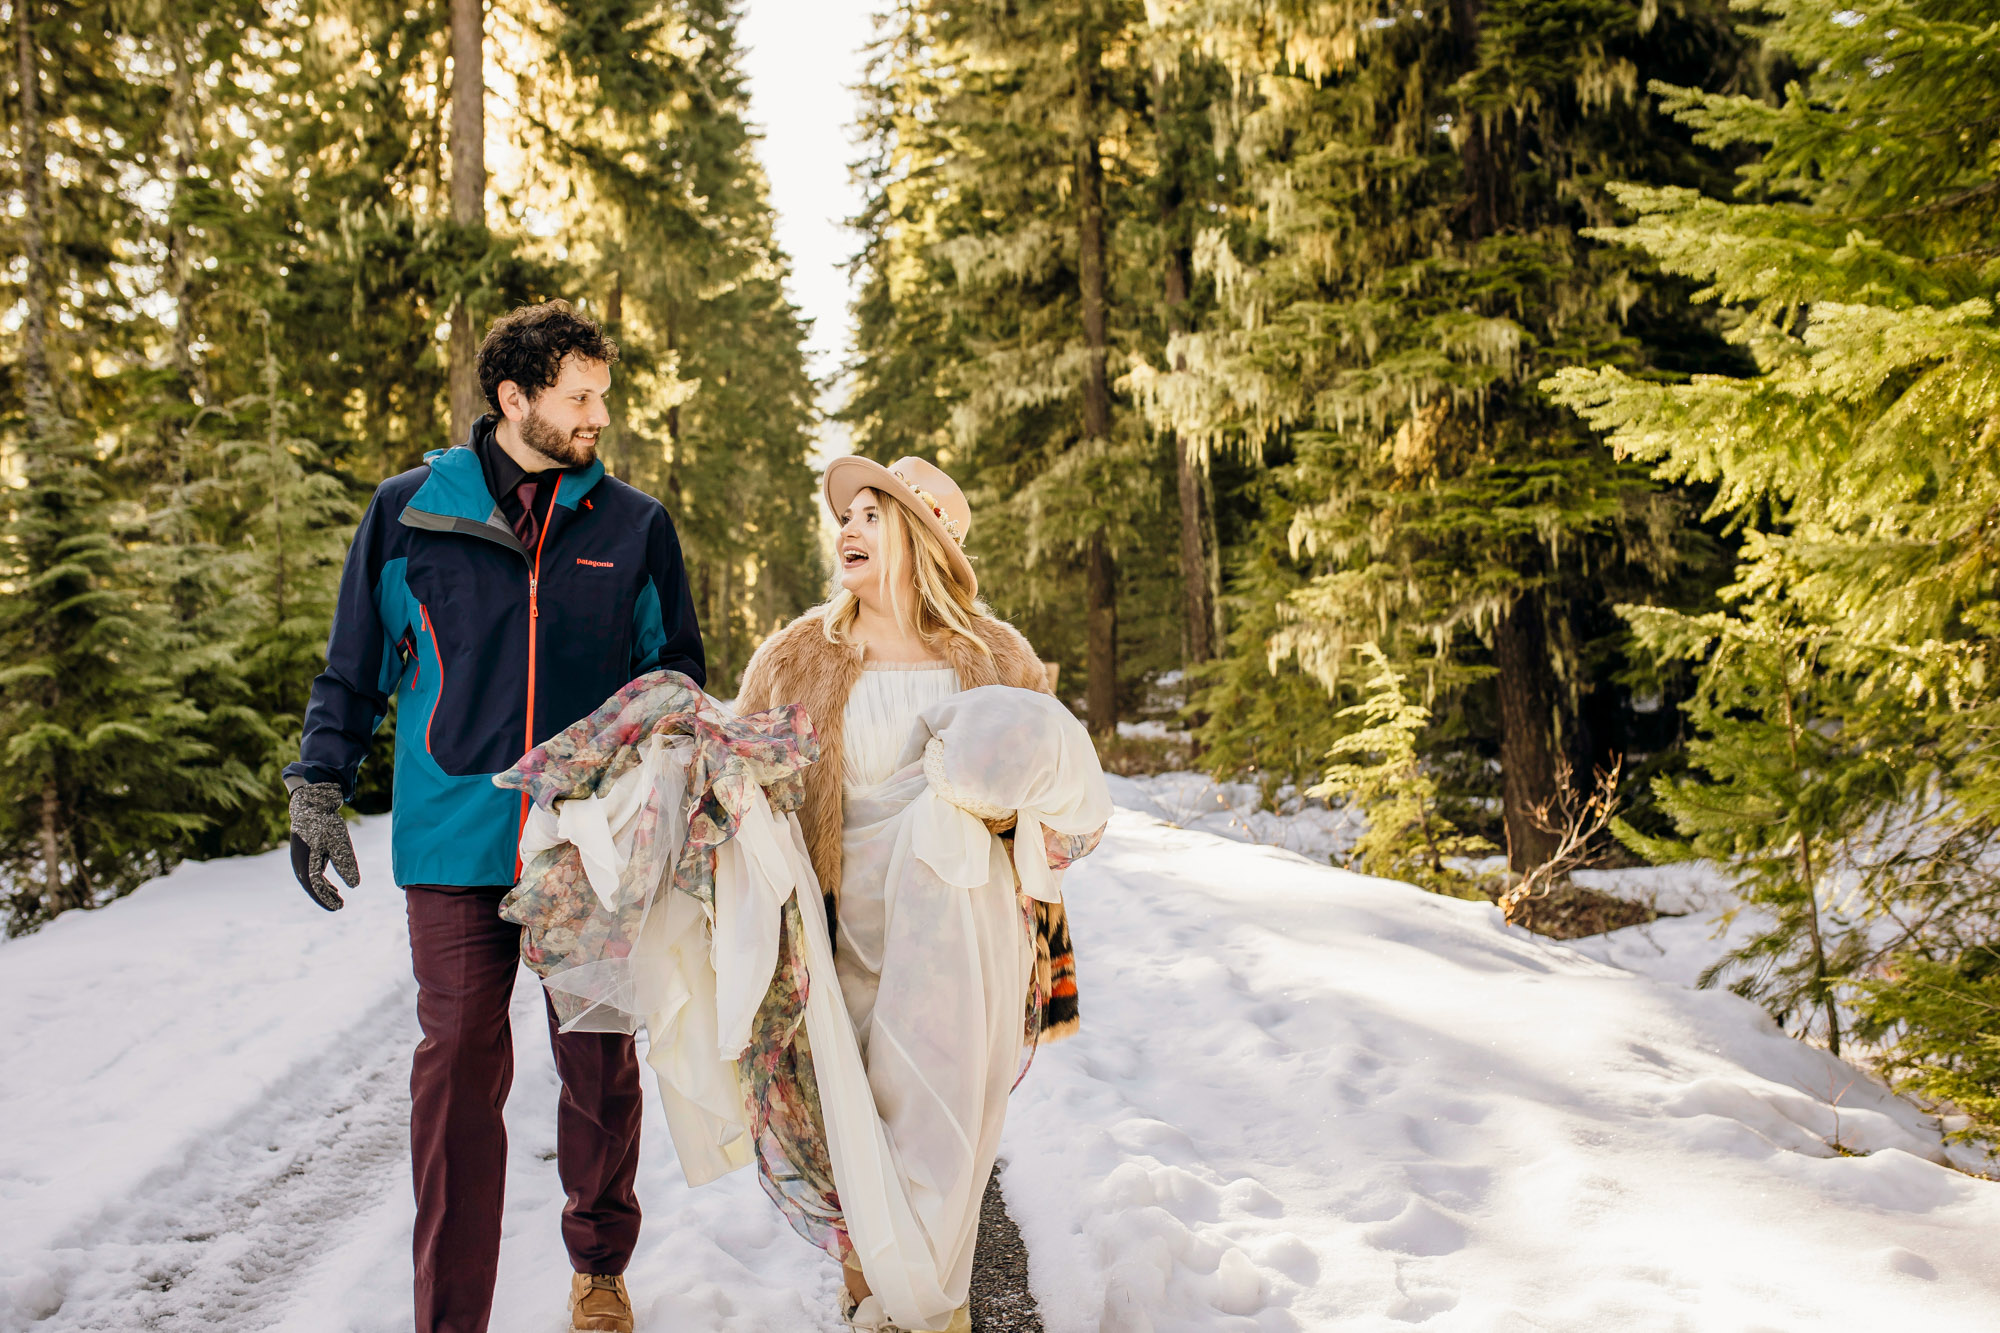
[{"x1": 283, "y1": 301, "x2": 704, "y2": 1333}]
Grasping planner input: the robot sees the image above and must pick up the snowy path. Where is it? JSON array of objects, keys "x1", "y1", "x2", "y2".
[
  {"x1": 32, "y1": 990, "x2": 414, "y2": 1330},
  {"x1": 5, "y1": 802, "x2": 1998, "y2": 1331}
]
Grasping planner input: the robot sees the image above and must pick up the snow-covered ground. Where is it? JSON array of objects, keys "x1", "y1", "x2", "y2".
[
  {"x1": 1110, "y1": 772, "x2": 1760, "y2": 993},
  {"x1": 4, "y1": 794, "x2": 1996, "y2": 1331},
  {"x1": 1110, "y1": 772, "x2": 1362, "y2": 866}
]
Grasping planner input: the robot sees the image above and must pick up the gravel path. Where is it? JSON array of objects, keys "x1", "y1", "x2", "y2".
[{"x1": 969, "y1": 1164, "x2": 1043, "y2": 1333}]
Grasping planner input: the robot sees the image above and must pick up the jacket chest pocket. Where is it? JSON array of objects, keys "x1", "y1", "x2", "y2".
[{"x1": 544, "y1": 559, "x2": 631, "y2": 659}]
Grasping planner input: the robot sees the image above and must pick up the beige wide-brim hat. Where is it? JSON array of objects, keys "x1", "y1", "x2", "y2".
[{"x1": 823, "y1": 454, "x2": 977, "y2": 597}]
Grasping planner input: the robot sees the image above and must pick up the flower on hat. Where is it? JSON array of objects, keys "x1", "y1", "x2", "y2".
[{"x1": 889, "y1": 469, "x2": 966, "y2": 547}]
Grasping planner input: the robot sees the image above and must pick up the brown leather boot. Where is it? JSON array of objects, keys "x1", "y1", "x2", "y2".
[{"x1": 569, "y1": 1273, "x2": 634, "y2": 1333}]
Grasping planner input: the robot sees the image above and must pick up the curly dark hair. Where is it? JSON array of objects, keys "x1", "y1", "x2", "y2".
[{"x1": 475, "y1": 300, "x2": 620, "y2": 412}]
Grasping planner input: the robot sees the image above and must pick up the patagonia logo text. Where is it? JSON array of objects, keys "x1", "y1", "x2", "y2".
[{"x1": 576, "y1": 558, "x2": 615, "y2": 569}]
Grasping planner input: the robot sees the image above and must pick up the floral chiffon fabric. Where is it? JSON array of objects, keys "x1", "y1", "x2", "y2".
[{"x1": 493, "y1": 670, "x2": 847, "y2": 1258}]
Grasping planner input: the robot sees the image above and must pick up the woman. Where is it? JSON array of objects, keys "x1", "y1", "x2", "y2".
[{"x1": 734, "y1": 455, "x2": 1095, "y2": 1331}]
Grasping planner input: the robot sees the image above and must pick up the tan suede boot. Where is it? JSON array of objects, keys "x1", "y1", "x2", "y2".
[{"x1": 569, "y1": 1273, "x2": 634, "y2": 1333}]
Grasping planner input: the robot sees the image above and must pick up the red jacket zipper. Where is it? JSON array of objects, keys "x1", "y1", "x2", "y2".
[{"x1": 517, "y1": 476, "x2": 562, "y2": 876}]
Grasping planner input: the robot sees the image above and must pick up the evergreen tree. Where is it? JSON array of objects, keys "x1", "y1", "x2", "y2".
[
  {"x1": 1612, "y1": 605, "x2": 1912, "y2": 1054},
  {"x1": 446, "y1": 0, "x2": 486, "y2": 445},
  {"x1": 1144, "y1": 51, "x2": 1237, "y2": 671},
  {"x1": 1858, "y1": 950, "x2": 2000, "y2": 1143},
  {"x1": 1, "y1": 0, "x2": 258, "y2": 929},
  {"x1": 0, "y1": 418, "x2": 261, "y2": 929},
  {"x1": 843, "y1": 0, "x2": 1160, "y2": 730},
  {"x1": 1315, "y1": 643, "x2": 1495, "y2": 894},
  {"x1": 1141, "y1": 0, "x2": 1747, "y2": 868},
  {"x1": 195, "y1": 313, "x2": 360, "y2": 854},
  {"x1": 1185, "y1": 447, "x2": 1361, "y2": 789},
  {"x1": 839, "y1": 3, "x2": 970, "y2": 474},
  {"x1": 1547, "y1": 0, "x2": 2000, "y2": 1113}
]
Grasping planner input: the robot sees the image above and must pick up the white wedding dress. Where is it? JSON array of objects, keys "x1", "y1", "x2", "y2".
[
  {"x1": 832, "y1": 665, "x2": 1036, "y2": 1327},
  {"x1": 519, "y1": 676, "x2": 1109, "y2": 1333}
]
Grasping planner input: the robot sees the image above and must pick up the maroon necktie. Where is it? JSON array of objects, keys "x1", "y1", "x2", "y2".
[{"x1": 512, "y1": 481, "x2": 540, "y2": 549}]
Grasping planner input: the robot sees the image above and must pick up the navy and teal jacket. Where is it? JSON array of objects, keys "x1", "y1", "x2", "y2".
[{"x1": 284, "y1": 439, "x2": 705, "y2": 888}]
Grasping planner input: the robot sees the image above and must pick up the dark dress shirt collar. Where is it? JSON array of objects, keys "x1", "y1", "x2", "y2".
[{"x1": 471, "y1": 414, "x2": 565, "y2": 534}]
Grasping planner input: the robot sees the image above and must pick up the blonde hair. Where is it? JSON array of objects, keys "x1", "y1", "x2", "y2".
[{"x1": 825, "y1": 489, "x2": 992, "y2": 660}]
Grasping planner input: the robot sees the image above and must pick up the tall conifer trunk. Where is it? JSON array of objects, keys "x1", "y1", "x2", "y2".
[
  {"x1": 712, "y1": 557, "x2": 732, "y2": 690},
  {"x1": 1494, "y1": 590, "x2": 1561, "y2": 870},
  {"x1": 14, "y1": 0, "x2": 52, "y2": 446},
  {"x1": 1452, "y1": 0, "x2": 1504, "y2": 241},
  {"x1": 602, "y1": 269, "x2": 624, "y2": 476},
  {"x1": 447, "y1": 0, "x2": 486, "y2": 444},
  {"x1": 16, "y1": 0, "x2": 68, "y2": 914},
  {"x1": 1450, "y1": 0, "x2": 1561, "y2": 869},
  {"x1": 155, "y1": 19, "x2": 212, "y2": 641},
  {"x1": 163, "y1": 29, "x2": 196, "y2": 386},
  {"x1": 1075, "y1": 4, "x2": 1117, "y2": 734},
  {"x1": 39, "y1": 784, "x2": 64, "y2": 910},
  {"x1": 664, "y1": 302, "x2": 683, "y2": 506},
  {"x1": 1163, "y1": 203, "x2": 1216, "y2": 667}
]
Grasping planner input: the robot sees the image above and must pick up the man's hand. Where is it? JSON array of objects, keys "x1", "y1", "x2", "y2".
[{"x1": 288, "y1": 782, "x2": 359, "y2": 911}]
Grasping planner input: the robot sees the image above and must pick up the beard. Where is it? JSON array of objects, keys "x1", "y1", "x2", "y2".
[{"x1": 519, "y1": 404, "x2": 597, "y2": 468}]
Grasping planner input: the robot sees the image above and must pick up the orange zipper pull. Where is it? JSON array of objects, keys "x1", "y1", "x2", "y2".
[{"x1": 530, "y1": 576, "x2": 539, "y2": 618}]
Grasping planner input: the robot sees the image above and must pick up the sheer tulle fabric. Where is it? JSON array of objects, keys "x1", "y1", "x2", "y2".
[
  {"x1": 494, "y1": 670, "x2": 820, "y2": 1034},
  {"x1": 513, "y1": 732, "x2": 694, "y2": 1031},
  {"x1": 894, "y1": 685, "x2": 1114, "y2": 906},
  {"x1": 835, "y1": 770, "x2": 1033, "y2": 1324}
]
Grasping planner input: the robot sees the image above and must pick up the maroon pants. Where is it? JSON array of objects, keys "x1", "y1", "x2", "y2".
[{"x1": 405, "y1": 885, "x2": 644, "y2": 1333}]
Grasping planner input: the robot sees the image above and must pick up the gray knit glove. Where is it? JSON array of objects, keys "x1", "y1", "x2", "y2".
[{"x1": 288, "y1": 781, "x2": 359, "y2": 911}]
